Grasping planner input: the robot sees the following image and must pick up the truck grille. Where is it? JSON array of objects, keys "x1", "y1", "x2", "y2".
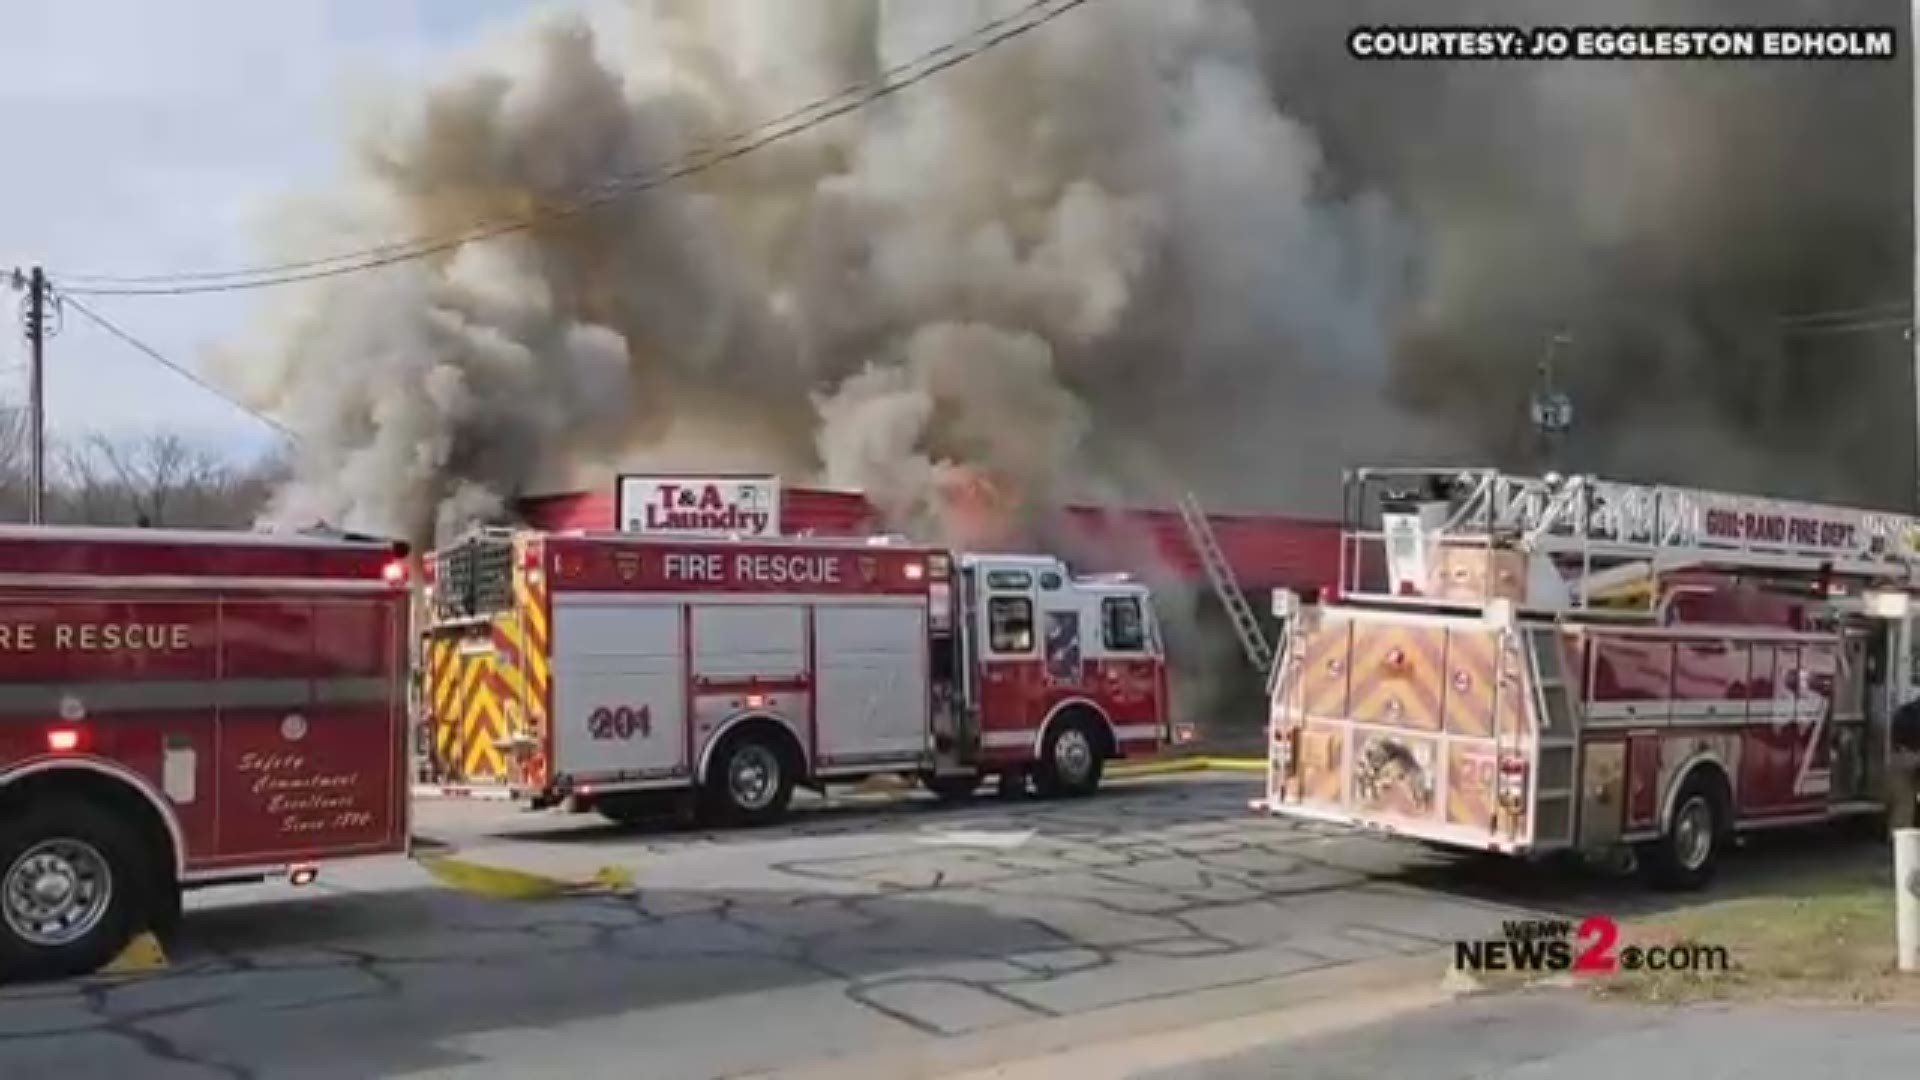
[{"x1": 433, "y1": 533, "x2": 515, "y2": 619}]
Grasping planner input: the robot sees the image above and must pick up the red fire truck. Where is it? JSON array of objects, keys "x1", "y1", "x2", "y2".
[
  {"x1": 0, "y1": 525, "x2": 413, "y2": 980},
  {"x1": 420, "y1": 530, "x2": 1173, "y2": 822},
  {"x1": 1260, "y1": 468, "x2": 1920, "y2": 889}
]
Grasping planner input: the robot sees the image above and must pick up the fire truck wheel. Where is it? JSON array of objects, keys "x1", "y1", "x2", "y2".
[
  {"x1": 0, "y1": 797, "x2": 153, "y2": 981},
  {"x1": 1034, "y1": 717, "x2": 1105, "y2": 799},
  {"x1": 703, "y1": 732, "x2": 796, "y2": 825},
  {"x1": 1638, "y1": 773, "x2": 1727, "y2": 892}
]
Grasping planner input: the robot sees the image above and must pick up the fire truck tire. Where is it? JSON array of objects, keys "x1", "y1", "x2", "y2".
[
  {"x1": 1638, "y1": 772, "x2": 1728, "y2": 892},
  {"x1": 1034, "y1": 716, "x2": 1105, "y2": 799},
  {"x1": 0, "y1": 797, "x2": 155, "y2": 981},
  {"x1": 702, "y1": 731, "x2": 796, "y2": 825}
]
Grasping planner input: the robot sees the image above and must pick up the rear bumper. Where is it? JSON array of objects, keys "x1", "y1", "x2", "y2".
[{"x1": 1253, "y1": 798, "x2": 1533, "y2": 856}]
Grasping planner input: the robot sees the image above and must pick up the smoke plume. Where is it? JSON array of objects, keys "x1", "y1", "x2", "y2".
[{"x1": 218, "y1": 0, "x2": 1913, "y2": 547}]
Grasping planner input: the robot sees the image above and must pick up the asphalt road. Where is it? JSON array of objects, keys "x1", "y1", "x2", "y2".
[
  {"x1": 0, "y1": 774, "x2": 1890, "y2": 1079},
  {"x1": 1138, "y1": 989, "x2": 1920, "y2": 1080}
]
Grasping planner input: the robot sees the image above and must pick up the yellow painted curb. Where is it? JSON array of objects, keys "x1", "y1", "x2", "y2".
[
  {"x1": 855, "y1": 773, "x2": 916, "y2": 793},
  {"x1": 1109, "y1": 759, "x2": 1212, "y2": 778},
  {"x1": 418, "y1": 854, "x2": 635, "y2": 901},
  {"x1": 100, "y1": 931, "x2": 168, "y2": 975},
  {"x1": 1109, "y1": 757, "x2": 1265, "y2": 778},
  {"x1": 1199, "y1": 757, "x2": 1267, "y2": 773}
]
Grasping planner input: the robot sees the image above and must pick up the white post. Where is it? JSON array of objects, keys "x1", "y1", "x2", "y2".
[{"x1": 1898, "y1": 828, "x2": 1920, "y2": 972}]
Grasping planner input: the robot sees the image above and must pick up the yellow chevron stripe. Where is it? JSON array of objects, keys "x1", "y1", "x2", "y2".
[
  {"x1": 520, "y1": 580, "x2": 548, "y2": 650},
  {"x1": 432, "y1": 650, "x2": 461, "y2": 715},
  {"x1": 459, "y1": 664, "x2": 506, "y2": 780},
  {"x1": 495, "y1": 662, "x2": 531, "y2": 728}
]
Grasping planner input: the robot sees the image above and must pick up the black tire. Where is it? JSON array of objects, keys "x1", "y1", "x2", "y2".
[
  {"x1": 0, "y1": 797, "x2": 153, "y2": 982},
  {"x1": 702, "y1": 731, "x2": 795, "y2": 826},
  {"x1": 1637, "y1": 772, "x2": 1727, "y2": 892},
  {"x1": 1033, "y1": 717, "x2": 1105, "y2": 799},
  {"x1": 922, "y1": 772, "x2": 981, "y2": 803},
  {"x1": 146, "y1": 876, "x2": 183, "y2": 942}
]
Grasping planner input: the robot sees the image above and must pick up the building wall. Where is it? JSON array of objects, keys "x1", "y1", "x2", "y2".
[{"x1": 517, "y1": 486, "x2": 1341, "y2": 592}]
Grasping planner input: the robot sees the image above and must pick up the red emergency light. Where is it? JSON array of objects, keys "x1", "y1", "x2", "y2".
[
  {"x1": 46, "y1": 727, "x2": 85, "y2": 753},
  {"x1": 382, "y1": 559, "x2": 409, "y2": 585}
]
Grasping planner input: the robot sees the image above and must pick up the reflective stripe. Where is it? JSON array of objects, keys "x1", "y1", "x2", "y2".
[
  {"x1": 0, "y1": 676, "x2": 392, "y2": 717},
  {"x1": 1114, "y1": 723, "x2": 1162, "y2": 742}
]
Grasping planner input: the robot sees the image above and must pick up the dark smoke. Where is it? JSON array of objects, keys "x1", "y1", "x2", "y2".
[{"x1": 219, "y1": 0, "x2": 1917, "y2": 545}]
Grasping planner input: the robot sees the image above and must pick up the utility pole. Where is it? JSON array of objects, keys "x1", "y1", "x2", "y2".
[
  {"x1": 25, "y1": 267, "x2": 43, "y2": 525},
  {"x1": 8, "y1": 266, "x2": 47, "y2": 525}
]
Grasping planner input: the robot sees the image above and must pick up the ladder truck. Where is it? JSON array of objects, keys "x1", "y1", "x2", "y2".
[{"x1": 1258, "y1": 467, "x2": 1920, "y2": 889}]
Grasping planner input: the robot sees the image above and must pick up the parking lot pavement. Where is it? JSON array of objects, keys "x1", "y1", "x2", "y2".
[{"x1": 0, "y1": 775, "x2": 1718, "y2": 1079}]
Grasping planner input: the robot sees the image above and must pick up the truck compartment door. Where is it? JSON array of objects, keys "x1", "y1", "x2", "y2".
[
  {"x1": 814, "y1": 604, "x2": 929, "y2": 764},
  {"x1": 216, "y1": 596, "x2": 406, "y2": 862},
  {"x1": 551, "y1": 602, "x2": 687, "y2": 782}
]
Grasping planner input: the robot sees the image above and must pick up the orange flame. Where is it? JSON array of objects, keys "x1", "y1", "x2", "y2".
[{"x1": 935, "y1": 466, "x2": 1024, "y2": 550}]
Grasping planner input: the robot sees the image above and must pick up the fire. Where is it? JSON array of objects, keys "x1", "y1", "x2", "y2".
[{"x1": 935, "y1": 467, "x2": 1023, "y2": 551}]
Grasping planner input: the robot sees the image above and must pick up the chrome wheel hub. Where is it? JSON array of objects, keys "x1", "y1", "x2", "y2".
[
  {"x1": 1056, "y1": 729, "x2": 1094, "y2": 783},
  {"x1": 730, "y1": 745, "x2": 780, "y2": 810},
  {"x1": 4, "y1": 839, "x2": 112, "y2": 948},
  {"x1": 1674, "y1": 796, "x2": 1714, "y2": 870}
]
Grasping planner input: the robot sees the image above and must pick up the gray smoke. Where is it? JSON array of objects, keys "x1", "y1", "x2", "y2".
[{"x1": 216, "y1": 0, "x2": 1913, "y2": 543}]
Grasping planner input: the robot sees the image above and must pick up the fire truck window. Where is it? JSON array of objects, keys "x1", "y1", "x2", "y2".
[
  {"x1": 987, "y1": 570, "x2": 1034, "y2": 591},
  {"x1": 1040, "y1": 572, "x2": 1063, "y2": 591},
  {"x1": 1046, "y1": 611, "x2": 1081, "y2": 681},
  {"x1": 990, "y1": 597, "x2": 1034, "y2": 653},
  {"x1": 1104, "y1": 597, "x2": 1146, "y2": 652}
]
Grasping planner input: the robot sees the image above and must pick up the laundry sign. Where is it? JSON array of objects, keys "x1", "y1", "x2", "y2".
[{"x1": 615, "y1": 475, "x2": 782, "y2": 538}]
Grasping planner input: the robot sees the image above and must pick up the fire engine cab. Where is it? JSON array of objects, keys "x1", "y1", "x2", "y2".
[
  {"x1": 0, "y1": 524, "x2": 413, "y2": 980},
  {"x1": 1261, "y1": 467, "x2": 1920, "y2": 889},
  {"x1": 421, "y1": 530, "x2": 1172, "y2": 823}
]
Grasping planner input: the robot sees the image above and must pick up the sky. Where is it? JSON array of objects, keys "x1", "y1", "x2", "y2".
[{"x1": 0, "y1": 0, "x2": 556, "y2": 464}]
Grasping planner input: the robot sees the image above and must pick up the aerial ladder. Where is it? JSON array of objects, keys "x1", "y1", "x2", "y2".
[
  {"x1": 1177, "y1": 493, "x2": 1275, "y2": 673},
  {"x1": 1348, "y1": 467, "x2": 1920, "y2": 614}
]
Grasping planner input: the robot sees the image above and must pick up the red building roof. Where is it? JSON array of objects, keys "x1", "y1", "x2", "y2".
[{"x1": 517, "y1": 487, "x2": 1340, "y2": 591}]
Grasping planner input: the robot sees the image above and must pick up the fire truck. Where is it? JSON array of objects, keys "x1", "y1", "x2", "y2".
[
  {"x1": 1260, "y1": 467, "x2": 1920, "y2": 889},
  {"x1": 420, "y1": 529, "x2": 1172, "y2": 822},
  {"x1": 0, "y1": 525, "x2": 413, "y2": 980}
]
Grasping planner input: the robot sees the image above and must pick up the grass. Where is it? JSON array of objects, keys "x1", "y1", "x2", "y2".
[{"x1": 1585, "y1": 861, "x2": 1920, "y2": 1006}]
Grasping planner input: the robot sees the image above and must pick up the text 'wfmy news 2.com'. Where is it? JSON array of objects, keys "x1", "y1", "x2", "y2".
[{"x1": 1348, "y1": 25, "x2": 1898, "y2": 62}]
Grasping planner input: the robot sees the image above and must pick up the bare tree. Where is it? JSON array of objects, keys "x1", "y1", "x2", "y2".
[{"x1": 46, "y1": 432, "x2": 277, "y2": 529}]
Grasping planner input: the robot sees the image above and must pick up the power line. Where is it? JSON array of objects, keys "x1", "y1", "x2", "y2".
[
  {"x1": 1777, "y1": 300, "x2": 1911, "y2": 327},
  {"x1": 57, "y1": 0, "x2": 1092, "y2": 297},
  {"x1": 1782, "y1": 315, "x2": 1914, "y2": 337},
  {"x1": 60, "y1": 294, "x2": 299, "y2": 440}
]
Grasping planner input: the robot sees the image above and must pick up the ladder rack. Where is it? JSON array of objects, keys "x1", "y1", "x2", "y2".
[
  {"x1": 1177, "y1": 493, "x2": 1274, "y2": 673},
  {"x1": 1352, "y1": 467, "x2": 1920, "y2": 584}
]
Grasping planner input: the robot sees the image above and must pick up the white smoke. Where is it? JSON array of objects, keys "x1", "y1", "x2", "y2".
[{"x1": 212, "y1": 0, "x2": 1419, "y2": 545}]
